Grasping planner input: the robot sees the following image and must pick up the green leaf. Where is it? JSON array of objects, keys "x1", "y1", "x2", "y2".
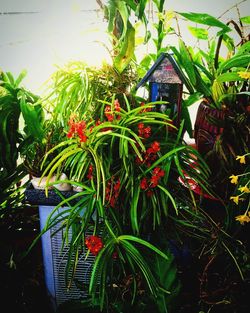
[
  {"x1": 15, "y1": 70, "x2": 27, "y2": 88},
  {"x1": 114, "y1": 21, "x2": 135, "y2": 73},
  {"x1": 157, "y1": 185, "x2": 178, "y2": 215},
  {"x1": 118, "y1": 235, "x2": 169, "y2": 260},
  {"x1": 130, "y1": 183, "x2": 140, "y2": 234},
  {"x1": 177, "y1": 12, "x2": 231, "y2": 32},
  {"x1": 116, "y1": 0, "x2": 129, "y2": 40},
  {"x1": 237, "y1": 41, "x2": 250, "y2": 54},
  {"x1": 178, "y1": 40, "x2": 197, "y2": 85},
  {"x1": 180, "y1": 102, "x2": 193, "y2": 138},
  {"x1": 135, "y1": 0, "x2": 147, "y2": 19},
  {"x1": 107, "y1": 1, "x2": 118, "y2": 34},
  {"x1": 184, "y1": 92, "x2": 203, "y2": 107},
  {"x1": 216, "y1": 72, "x2": 243, "y2": 83},
  {"x1": 170, "y1": 46, "x2": 195, "y2": 93},
  {"x1": 20, "y1": 95, "x2": 45, "y2": 141},
  {"x1": 218, "y1": 54, "x2": 250, "y2": 73},
  {"x1": 119, "y1": 239, "x2": 158, "y2": 296},
  {"x1": 89, "y1": 239, "x2": 115, "y2": 295},
  {"x1": 240, "y1": 15, "x2": 250, "y2": 24},
  {"x1": 152, "y1": 251, "x2": 181, "y2": 312},
  {"x1": 188, "y1": 26, "x2": 208, "y2": 40},
  {"x1": 3, "y1": 72, "x2": 15, "y2": 86}
]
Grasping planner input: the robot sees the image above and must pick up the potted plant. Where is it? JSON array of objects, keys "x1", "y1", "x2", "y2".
[
  {"x1": 170, "y1": 6, "x2": 250, "y2": 199},
  {"x1": 0, "y1": 69, "x2": 50, "y2": 219},
  {"x1": 29, "y1": 83, "x2": 215, "y2": 312}
]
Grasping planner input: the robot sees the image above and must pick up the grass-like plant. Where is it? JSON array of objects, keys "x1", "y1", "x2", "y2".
[{"x1": 36, "y1": 94, "x2": 212, "y2": 312}]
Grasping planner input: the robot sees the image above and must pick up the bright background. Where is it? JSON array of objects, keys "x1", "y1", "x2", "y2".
[
  {"x1": 1, "y1": 0, "x2": 249, "y2": 91},
  {"x1": 0, "y1": 0, "x2": 249, "y2": 138}
]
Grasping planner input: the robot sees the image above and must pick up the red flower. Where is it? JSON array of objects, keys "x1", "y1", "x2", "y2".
[
  {"x1": 150, "y1": 175, "x2": 160, "y2": 187},
  {"x1": 114, "y1": 179, "x2": 121, "y2": 192},
  {"x1": 105, "y1": 178, "x2": 121, "y2": 208},
  {"x1": 85, "y1": 235, "x2": 103, "y2": 255},
  {"x1": 67, "y1": 131, "x2": 74, "y2": 138},
  {"x1": 143, "y1": 126, "x2": 151, "y2": 138},
  {"x1": 114, "y1": 99, "x2": 121, "y2": 112},
  {"x1": 151, "y1": 141, "x2": 160, "y2": 153},
  {"x1": 104, "y1": 99, "x2": 121, "y2": 122},
  {"x1": 138, "y1": 123, "x2": 151, "y2": 139},
  {"x1": 153, "y1": 167, "x2": 165, "y2": 177},
  {"x1": 87, "y1": 164, "x2": 94, "y2": 180},
  {"x1": 67, "y1": 117, "x2": 88, "y2": 142},
  {"x1": 104, "y1": 105, "x2": 114, "y2": 122},
  {"x1": 140, "y1": 177, "x2": 148, "y2": 190},
  {"x1": 146, "y1": 190, "x2": 154, "y2": 197},
  {"x1": 138, "y1": 123, "x2": 144, "y2": 130},
  {"x1": 110, "y1": 196, "x2": 116, "y2": 208},
  {"x1": 135, "y1": 156, "x2": 143, "y2": 165}
]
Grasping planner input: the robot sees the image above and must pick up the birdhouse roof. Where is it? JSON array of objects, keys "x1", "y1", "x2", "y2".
[{"x1": 136, "y1": 52, "x2": 190, "y2": 90}]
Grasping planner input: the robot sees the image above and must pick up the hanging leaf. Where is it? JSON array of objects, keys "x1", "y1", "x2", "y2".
[
  {"x1": 135, "y1": 0, "x2": 148, "y2": 19},
  {"x1": 115, "y1": 0, "x2": 129, "y2": 41},
  {"x1": 113, "y1": 21, "x2": 135, "y2": 73},
  {"x1": 106, "y1": 0, "x2": 128, "y2": 41}
]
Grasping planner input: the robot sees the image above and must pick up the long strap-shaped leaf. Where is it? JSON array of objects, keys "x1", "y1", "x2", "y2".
[
  {"x1": 120, "y1": 239, "x2": 158, "y2": 297},
  {"x1": 44, "y1": 147, "x2": 82, "y2": 195}
]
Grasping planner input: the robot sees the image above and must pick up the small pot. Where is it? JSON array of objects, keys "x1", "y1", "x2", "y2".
[{"x1": 31, "y1": 173, "x2": 72, "y2": 191}]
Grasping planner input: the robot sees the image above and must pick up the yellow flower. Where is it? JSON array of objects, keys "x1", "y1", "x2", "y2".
[
  {"x1": 236, "y1": 155, "x2": 246, "y2": 164},
  {"x1": 239, "y1": 186, "x2": 250, "y2": 193},
  {"x1": 230, "y1": 196, "x2": 240, "y2": 204},
  {"x1": 229, "y1": 175, "x2": 238, "y2": 184},
  {"x1": 238, "y1": 71, "x2": 250, "y2": 79},
  {"x1": 235, "y1": 214, "x2": 250, "y2": 225}
]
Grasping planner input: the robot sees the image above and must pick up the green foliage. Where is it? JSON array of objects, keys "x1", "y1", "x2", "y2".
[
  {"x1": 173, "y1": 10, "x2": 250, "y2": 110},
  {"x1": 177, "y1": 12, "x2": 231, "y2": 32},
  {"x1": 36, "y1": 92, "x2": 212, "y2": 311},
  {"x1": 99, "y1": 0, "x2": 148, "y2": 73},
  {"x1": 0, "y1": 70, "x2": 39, "y2": 211},
  {"x1": 44, "y1": 61, "x2": 138, "y2": 124}
]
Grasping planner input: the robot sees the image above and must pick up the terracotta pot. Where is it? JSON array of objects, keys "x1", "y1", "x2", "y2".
[{"x1": 194, "y1": 100, "x2": 225, "y2": 156}]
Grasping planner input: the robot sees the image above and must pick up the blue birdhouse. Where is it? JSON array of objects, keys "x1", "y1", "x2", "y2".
[{"x1": 136, "y1": 53, "x2": 189, "y2": 127}]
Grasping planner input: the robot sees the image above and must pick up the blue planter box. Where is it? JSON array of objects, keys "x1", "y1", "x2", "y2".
[{"x1": 25, "y1": 186, "x2": 95, "y2": 310}]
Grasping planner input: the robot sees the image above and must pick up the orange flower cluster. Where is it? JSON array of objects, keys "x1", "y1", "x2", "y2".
[
  {"x1": 85, "y1": 235, "x2": 103, "y2": 255},
  {"x1": 136, "y1": 141, "x2": 161, "y2": 167},
  {"x1": 138, "y1": 123, "x2": 151, "y2": 139},
  {"x1": 67, "y1": 115, "x2": 88, "y2": 142},
  {"x1": 87, "y1": 164, "x2": 94, "y2": 180},
  {"x1": 104, "y1": 99, "x2": 121, "y2": 122},
  {"x1": 140, "y1": 166, "x2": 165, "y2": 197},
  {"x1": 105, "y1": 178, "x2": 121, "y2": 208}
]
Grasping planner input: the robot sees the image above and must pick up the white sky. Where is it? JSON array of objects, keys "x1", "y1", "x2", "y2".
[{"x1": 0, "y1": 0, "x2": 249, "y2": 94}]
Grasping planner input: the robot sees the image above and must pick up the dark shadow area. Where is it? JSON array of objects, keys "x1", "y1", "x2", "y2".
[
  {"x1": 0, "y1": 205, "x2": 54, "y2": 313},
  {"x1": 0, "y1": 204, "x2": 249, "y2": 313}
]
